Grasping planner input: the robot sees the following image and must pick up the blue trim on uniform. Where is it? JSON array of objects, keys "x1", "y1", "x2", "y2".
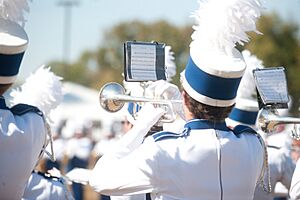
[
  {"x1": 0, "y1": 52, "x2": 25, "y2": 76},
  {"x1": 184, "y1": 119, "x2": 229, "y2": 131},
  {"x1": 152, "y1": 130, "x2": 188, "y2": 142},
  {"x1": 153, "y1": 119, "x2": 229, "y2": 142},
  {"x1": 10, "y1": 104, "x2": 43, "y2": 116},
  {"x1": 0, "y1": 98, "x2": 42, "y2": 116},
  {"x1": 185, "y1": 57, "x2": 242, "y2": 100},
  {"x1": 232, "y1": 124, "x2": 257, "y2": 135},
  {"x1": 229, "y1": 107, "x2": 258, "y2": 125},
  {"x1": 152, "y1": 121, "x2": 257, "y2": 142},
  {"x1": 0, "y1": 97, "x2": 8, "y2": 109}
]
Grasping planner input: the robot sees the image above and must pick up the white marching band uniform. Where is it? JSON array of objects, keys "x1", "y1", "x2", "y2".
[
  {"x1": 90, "y1": 112, "x2": 264, "y2": 200},
  {"x1": 0, "y1": 14, "x2": 48, "y2": 199},
  {"x1": 90, "y1": 0, "x2": 266, "y2": 199},
  {"x1": 0, "y1": 99, "x2": 47, "y2": 200},
  {"x1": 0, "y1": 2, "x2": 69, "y2": 199},
  {"x1": 16, "y1": 67, "x2": 72, "y2": 200},
  {"x1": 226, "y1": 50, "x2": 296, "y2": 200}
]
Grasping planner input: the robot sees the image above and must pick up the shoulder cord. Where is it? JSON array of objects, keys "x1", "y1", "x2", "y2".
[
  {"x1": 36, "y1": 116, "x2": 56, "y2": 165},
  {"x1": 34, "y1": 117, "x2": 55, "y2": 167},
  {"x1": 33, "y1": 118, "x2": 75, "y2": 200},
  {"x1": 255, "y1": 133, "x2": 272, "y2": 193},
  {"x1": 42, "y1": 118, "x2": 56, "y2": 162},
  {"x1": 42, "y1": 121, "x2": 74, "y2": 200}
]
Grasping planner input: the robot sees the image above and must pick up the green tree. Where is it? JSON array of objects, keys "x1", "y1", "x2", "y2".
[
  {"x1": 51, "y1": 20, "x2": 192, "y2": 89},
  {"x1": 50, "y1": 15, "x2": 300, "y2": 115}
]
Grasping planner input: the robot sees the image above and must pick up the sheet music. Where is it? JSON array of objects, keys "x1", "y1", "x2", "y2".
[
  {"x1": 254, "y1": 68, "x2": 289, "y2": 104},
  {"x1": 130, "y1": 44, "x2": 157, "y2": 81}
]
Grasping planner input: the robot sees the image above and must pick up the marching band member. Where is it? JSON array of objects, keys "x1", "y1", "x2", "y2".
[
  {"x1": 0, "y1": 1, "x2": 51, "y2": 198},
  {"x1": 9, "y1": 66, "x2": 71, "y2": 200},
  {"x1": 226, "y1": 98, "x2": 295, "y2": 200},
  {"x1": 226, "y1": 50, "x2": 296, "y2": 200},
  {"x1": 89, "y1": 0, "x2": 265, "y2": 199}
]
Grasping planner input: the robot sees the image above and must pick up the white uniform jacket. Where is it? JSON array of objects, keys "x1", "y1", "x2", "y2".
[
  {"x1": 90, "y1": 119, "x2": 264, "y2": 200},
  {"x1": 0, "y1": 97, "x2": 46, "y2": 200},
  {"x1": 253, "y1": 145, "x2": 295, "y2": 200}
]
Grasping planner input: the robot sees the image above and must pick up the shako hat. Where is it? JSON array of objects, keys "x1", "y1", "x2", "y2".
[
  {"x1": 181, "y1": 0, "x2": 263, "y2": 107},
  {"x1": 0, "y1": 0, "x2": 30, "y2": 84},
  {"x1": 227, "y1": 50, "x2": 264, "y2": 127}
]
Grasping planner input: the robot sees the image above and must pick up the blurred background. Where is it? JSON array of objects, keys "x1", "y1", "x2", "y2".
[
  {"x1": 11, "y1": 1, "x2": 300, "y2": 199},
  {"x1": 19, "y1": 0, "x2": 300, "y2": 115}
]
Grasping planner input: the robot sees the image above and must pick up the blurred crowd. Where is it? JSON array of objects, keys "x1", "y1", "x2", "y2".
[{"x1": 34, "y1": 115, "x2": 128, "y2": 200}]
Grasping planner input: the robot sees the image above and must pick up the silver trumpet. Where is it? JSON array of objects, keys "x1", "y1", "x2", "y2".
[
  {"x1": 258, "y1": 107, "x2": 300, "y2": 139},
  {"x1": 99, "y1": 82, "x2": 182, "y2": 123}
]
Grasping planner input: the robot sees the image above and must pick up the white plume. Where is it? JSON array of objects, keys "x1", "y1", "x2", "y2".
[
  {"x1": 0, "y1": 0, "x2": 30, "y2": 25},
  {"x1": 190, "y1": 0, "x2": 263, "y2": 53},
  {"x1": 10, "y1": 66, "x2": 63, "y2": 123},
  {"x1": 237, "y1": 50, "x2": 264, "y2": 99},
  {"x1": 165, "y1": 45, "x2": 177, "y2": 82}
]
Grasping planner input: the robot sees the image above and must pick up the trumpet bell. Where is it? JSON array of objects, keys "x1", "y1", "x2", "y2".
[
  {"x1": 99, "y1": 82, "x2": 125, "y2": 112},
  {"x1": 99, "y1": 82, "x2": 182, "y2": 123}
]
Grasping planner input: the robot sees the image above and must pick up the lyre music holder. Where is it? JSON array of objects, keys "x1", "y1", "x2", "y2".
[
  {"x1": 253, "y1": 67, "x2": 289, "y2": 110},
  {"x1": 124, "y1": 41, "x2": 166, "y2": 82}
]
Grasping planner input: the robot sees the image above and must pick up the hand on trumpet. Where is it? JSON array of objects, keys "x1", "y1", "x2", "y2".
[{"x1": 145, "y1": 80, "x2": 185, "y2": 121}]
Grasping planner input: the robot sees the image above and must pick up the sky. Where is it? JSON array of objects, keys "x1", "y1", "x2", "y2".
[{"x1": 19, "y1": 0, "x2": 300, "y2": 81}]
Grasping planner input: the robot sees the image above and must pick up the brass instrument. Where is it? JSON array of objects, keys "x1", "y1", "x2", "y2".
[
  {"x1": 99, "y1": 82, "x2": 182, "y2": 123},
  {"x1": 258, "y1": 107, "x2": 300, "y2": 139}
]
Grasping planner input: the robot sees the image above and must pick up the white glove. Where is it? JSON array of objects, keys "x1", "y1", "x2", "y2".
[
  {"x1": 122, "y1": 80, "x2": 144, "y2": 97},
  {"x1": 120, "y1": 103, "x2": 165, "y2": 151},
  {"x1": 145, "y1": 80, "x2": 185, "y2": 120}
]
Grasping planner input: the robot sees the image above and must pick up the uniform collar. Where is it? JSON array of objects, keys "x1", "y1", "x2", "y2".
[
  {"x1": 184, "y1": 119, "x2": 229, "y2": 131},
  {"x1": 0, "y1": 96, "x2": 8, "y2": 109}
]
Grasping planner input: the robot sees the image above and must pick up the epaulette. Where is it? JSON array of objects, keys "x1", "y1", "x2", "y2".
[
  {"x1": 152, "y1": 128, "x2": 189, "y2": 142},
  {"x1": 232, "y1": 125, "x2": 266, "y2": 152},
  {"x1": 232, "y1": 124, "x2": 257, "y2": 136},
  {"x1": 10, "y1": 103, "x2": 43, "y2": 116}
]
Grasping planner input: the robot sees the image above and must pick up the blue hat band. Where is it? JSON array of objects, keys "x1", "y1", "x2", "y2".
[
  {"x1": 229, "y1": 107, "x2": 258, "y2": 125},
  {"x1": 185, "y1": 57, "x2": 242, "y2": 101},
  {"x1": 0, "y1": 52, "x2": 25, "y2": 77}
]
